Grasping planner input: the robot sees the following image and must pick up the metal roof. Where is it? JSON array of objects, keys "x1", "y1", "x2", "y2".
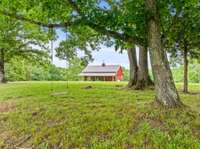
[
  {"x1": 79, "y1": 65, "x2": 121, "y2": 77},
  {"x1": 82, "y1": 65, "x2": 120, "y2": 73},
  {"x1": 79, "y1": 72, "x2": 116, "y2": 76}
]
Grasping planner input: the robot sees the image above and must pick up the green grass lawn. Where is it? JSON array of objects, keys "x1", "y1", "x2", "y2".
[{"x1": 0, "y1": 81, "x2": 200, "y2": 149}]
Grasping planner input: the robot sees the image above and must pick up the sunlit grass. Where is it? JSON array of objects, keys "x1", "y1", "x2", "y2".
[{"x1": 0, "y1": 81, "x2": 199, "y2": 149}]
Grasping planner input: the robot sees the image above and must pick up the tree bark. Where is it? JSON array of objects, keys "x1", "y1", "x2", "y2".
[
  {"x1": 127, "y1": 46, "x2": 138, "y2": 88},
  {"x1": 145, "y1": 0, "x2": 183, "y2": 107},
  {"x1": 135, "y1": 46, "x2": 154, "y2": 89},
  {"x1": 0, "y1": 49, "x2": 6, "y2": 83},
  {"x1": 183, "y1": 46, "x2": 188, "y2": 93}
]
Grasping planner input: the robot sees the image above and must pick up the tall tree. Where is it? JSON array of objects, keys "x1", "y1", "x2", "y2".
[
  {"x1": 135, "y1": 46, "x2": 153, "y2": 89},
  {"x1": 165, "y1": 0, "x2": 200, "y2": 93},
  {"x1": 127, "y1": 46, "x2": 138, "y2": 87},
  {"x1": 145, "y1": 0, "x2": 182, "y2": 107},
  {"x1": 126, "y1": 45, "x2": 154, "y2": 89},
  {"x1": 0, "y1": 16, "x2": 49, "y2": 83}
]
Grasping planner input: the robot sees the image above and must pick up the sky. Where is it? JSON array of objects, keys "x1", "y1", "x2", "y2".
[{"x1": 52, "y1": 29, "x2": 131, "y2": 69}]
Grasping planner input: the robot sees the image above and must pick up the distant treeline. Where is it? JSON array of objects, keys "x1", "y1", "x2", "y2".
[
  {"x1": 172, "y1": 64, "x2": 200, "y2": 83},
  {"x1": 5, "y1": 58, "x2": 200, "y2": 83},
  {"x1": 5, "y1": 57, "x2": 84, "y2": 81}
]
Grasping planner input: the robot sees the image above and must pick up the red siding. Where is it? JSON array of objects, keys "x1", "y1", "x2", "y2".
[{"x1": 116, "y1": 67, "x2": 123, "y2": 81}]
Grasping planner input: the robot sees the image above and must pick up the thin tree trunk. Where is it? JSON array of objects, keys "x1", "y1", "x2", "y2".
[
  {"x1": 145, "y1": 0, "x2": 183, "y2": 107},
  {"x1": 135, "y1": 46, "x2": 154, "y2": 89},
  {"x1": 183, "y1": 46, "x2": 188, "y2": 93},
  {"x1": 127, "y1": 46, "x2": 138, "y2": 88},
  {"x1": 0, "y1": 49, "x2": 6, "y2": 83}
]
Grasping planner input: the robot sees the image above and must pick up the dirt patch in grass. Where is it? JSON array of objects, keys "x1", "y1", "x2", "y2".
[
  {"x1": 115, "y1": 84, "x2": 124, "y2": 88},
  {"x1": 0, "y1": 100, "x2": 16, "y2": 113},
  {"x1": 178, "y1": 90, "x2": 200, "y2": 95},
  {"x1": 147, "y1": 118, "x2": 165, "y2": 130},
  {"x1": 3, "y1": 95, "x2": 32, "y2": 101},
  {"x1": 187, "y1": 91, "x2": 200, "y2": 95},
  {"x1": 83, "y1": 85, "x2": 93, "y2": 89},
  {"x1": 50, "y1": 92, "x2": 68, "y2": 97}
]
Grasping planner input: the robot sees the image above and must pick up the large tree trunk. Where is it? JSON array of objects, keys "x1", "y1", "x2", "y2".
[
  {"x1": 0, "y1": 49, "x2": 6, "y2": 83},
  {"x1": 135, "y1": 46, "x2": 154, "y2": 89},
  {"x1": 183, "y1": 46, "x2": 188, "y2": 93},
  {"x1": 145, "y1": 0, "x2": 183, "y2": 107},
  {"x1": 127, "y1": 46, "x2": 138, "y2": 88}
]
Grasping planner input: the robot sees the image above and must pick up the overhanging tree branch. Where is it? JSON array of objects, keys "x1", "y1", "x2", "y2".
[
  {"x1": 67, "y1": 0, "x2": 144, "y2": 46},
  {"x1": 16, "y1": 40, "x2": 48, "y2": 50},
  {"x1": 0, "y1": 7, "x2": 144, "y2": 46},
  {"x1": 0, "y1": 10, "x2": 73, "y2": 28},
  {"x1": 84, "y1": 22, "x2": 134, "y2": 43}
]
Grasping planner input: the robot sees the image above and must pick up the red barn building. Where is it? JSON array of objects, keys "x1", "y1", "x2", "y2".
[{"x1": 79, "y1": 63, "x2": 123, "y2": 81}]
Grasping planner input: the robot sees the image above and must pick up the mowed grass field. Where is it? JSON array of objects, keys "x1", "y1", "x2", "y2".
[{"x1": 0, "y1": 81, "x2": 200, "y2": 149}]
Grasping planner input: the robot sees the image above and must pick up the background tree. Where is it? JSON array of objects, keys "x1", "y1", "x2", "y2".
[
  {"x1": 135, "y1": 46, "x2": 153, "y2": 89},
  {"x1": 0, "y1": 16, "x2": 49, "y2": 83},
  {"x1": 127, "y1": 46, "x2": 138, "y2": 87},
  {"x1": 165, "y1": 1, "x2": 200, "y2": 93}
]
